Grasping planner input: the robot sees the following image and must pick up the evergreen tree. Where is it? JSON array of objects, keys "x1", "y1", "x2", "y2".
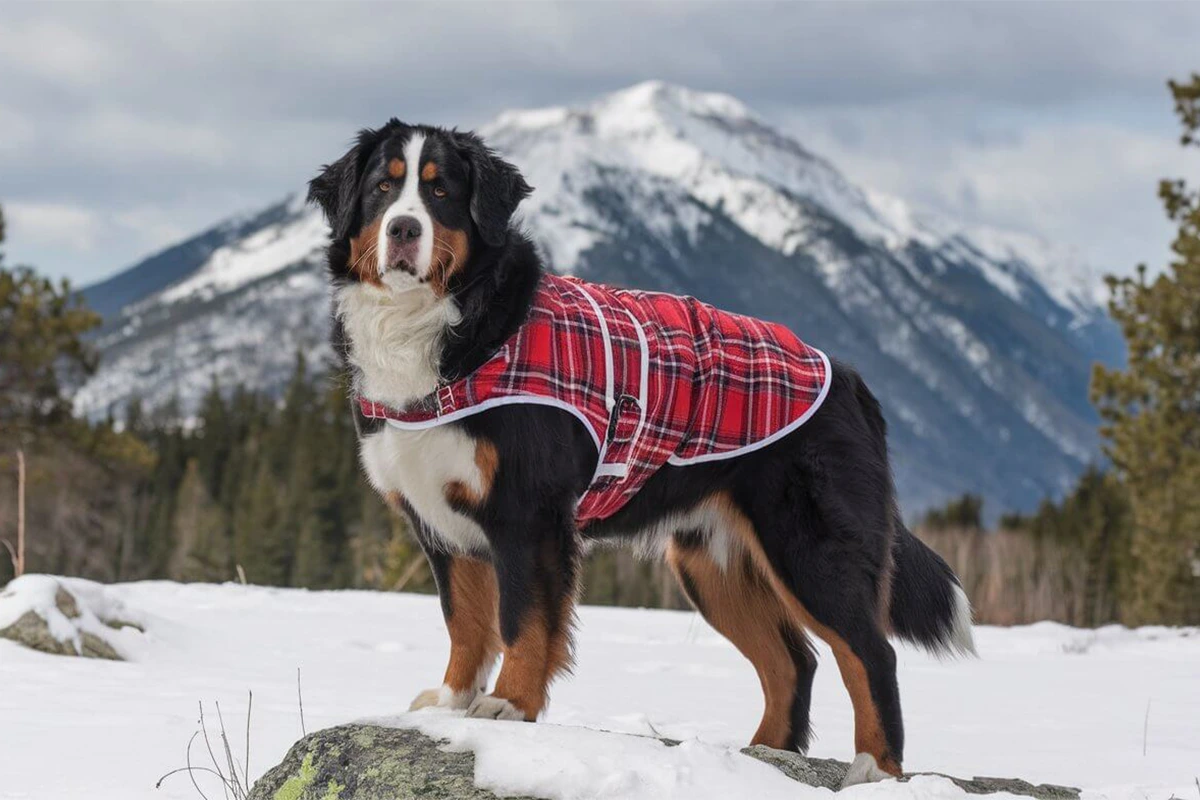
[
  {"x1": 196, "y1": 378, "x2": 233, "y2": 499},
  {"x1": 1024, "y1": 467, "x2": 1130, "y2": 625},
  {"x1": 921, "y1": 493, "x2": 985, "y2": 531},
  {"x1": 0, "y1": 208, "x2": 102, "y2": 439},
  {"x1": 233, "y1": 457, "x2": 290, "y2": 585},
  {"x1": 1091, "y1": 74, "x2": 1200, "y2": 625},
  {"x1": 167, "y1": 459, "x2": 231, "y2": 582}
]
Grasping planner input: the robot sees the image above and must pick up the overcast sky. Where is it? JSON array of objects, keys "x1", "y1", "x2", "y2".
[{"x1": 2, "y1": 1, "x2": 1197, "y2": 287}]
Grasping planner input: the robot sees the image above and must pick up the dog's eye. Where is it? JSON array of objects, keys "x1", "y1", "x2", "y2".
[
  {"x1": 432, "y1": 186, "x2": 447, "y2": 198},
  {"x1": 377, "y1": 181, "x2": 391, "y2": 193}
]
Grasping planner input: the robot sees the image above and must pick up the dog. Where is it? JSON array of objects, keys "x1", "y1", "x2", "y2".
[{"x1": 308, "y1": 120, "x2": 975, "y2": 785}]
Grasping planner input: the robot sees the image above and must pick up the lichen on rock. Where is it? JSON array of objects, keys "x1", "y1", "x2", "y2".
[{"x1": 248, "y1": 724, "x2": 535, "y2": 800}]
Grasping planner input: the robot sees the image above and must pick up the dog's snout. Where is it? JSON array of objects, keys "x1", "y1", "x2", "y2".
[{"x1": 387, "y1": 216, "x2": 423, "y2": 242}]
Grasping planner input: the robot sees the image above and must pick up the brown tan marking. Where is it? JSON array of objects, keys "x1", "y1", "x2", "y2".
[
  {"x1": 442, "y1": 556, "x2": 502, "y2": 694},
  {"x1": 421, "y1": 161, "x2": 438, "y2": 181},
  {"x1": 382, "y1": 490, "x2": 407, "y2": 513},
  {"x1": 491, "y1": 604, "x2": 550, "y2": 719},
  {"x1": 428, "y1": 222, "x2": 471, "y2": 297},
  {"x1": 388, "y1": 158, "x2": 406, "y2": 179},
  {"x1": 704, "y1": 493, "x2": 902, "y2": 776},
  {"x1": 443, "y1": 439, "x2": 498, "y2": 509},
  {"x1": 666, "y1": 540, "x2": 807, "y2": 749},
  {"x1": 490, "y1": 589, "x2": 576, "y2": 720},
  {"x1": 348, "y1": 218, "x2": 383, "y2": 286},
  {"x1": 544, "y1": 590, "x2": 577, "y2": 690}
]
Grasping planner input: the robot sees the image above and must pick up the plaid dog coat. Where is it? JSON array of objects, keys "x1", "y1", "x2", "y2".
[{"x1": 359, "y1": 274, "x2": 830, "y2": 526}]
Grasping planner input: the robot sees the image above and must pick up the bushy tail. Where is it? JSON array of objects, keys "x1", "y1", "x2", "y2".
[
  {"x1": 845, "y1": 360, "x2": 976, "y2": 657},
  {"x1": 888, "y1": 518, "x2": 977, "y2": 657}
]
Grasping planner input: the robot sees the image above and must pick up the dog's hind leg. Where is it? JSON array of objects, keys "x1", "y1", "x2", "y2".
[
  {"x1": 666, "y1": 532, "x2": 818, "y2": 753},
  {"x1": 708, "y1": 491, "x2": 905, "y2": 781}
]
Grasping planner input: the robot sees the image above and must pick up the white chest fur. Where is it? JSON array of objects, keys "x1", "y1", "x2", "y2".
[
  {"x1": 335, "y1": 282, "x2": 461, "y2": 409},
  {"x1": 337, "y1": 281, "x2": 482, "y2": 552},
  {"x1": 359, "y1": 423, "x2": 491, "y2": 554}
]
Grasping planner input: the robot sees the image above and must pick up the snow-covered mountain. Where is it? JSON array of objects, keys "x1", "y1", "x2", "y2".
[{"x1": 78, "y1": 81, "x2": 1122, "y2": 516}]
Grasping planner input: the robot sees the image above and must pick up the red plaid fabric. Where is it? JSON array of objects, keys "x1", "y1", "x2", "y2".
[{"x1": 359, "y1": 274, "x2": 830, "y2": 526}]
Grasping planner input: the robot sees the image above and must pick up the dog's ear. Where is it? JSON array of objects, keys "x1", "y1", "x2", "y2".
[
  {"x1": 452, "y1": 130, "x2": 533, "y2": 248},
  {"x1": 307, "y1": 127, "x2": 383, "y2": 240}
]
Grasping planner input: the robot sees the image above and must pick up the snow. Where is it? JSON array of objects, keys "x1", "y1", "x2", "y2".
[
  {"x1": 157, "y1": 202, "x2": 327, "y2": 304},
  {"x1": 2, "y1": 576, "x2": 1197, "y2": 800}
]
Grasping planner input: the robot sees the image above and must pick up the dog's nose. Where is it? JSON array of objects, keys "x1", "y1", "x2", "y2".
[{"x1": 387, "y1": 216, "x2": 422, "y2": 241}]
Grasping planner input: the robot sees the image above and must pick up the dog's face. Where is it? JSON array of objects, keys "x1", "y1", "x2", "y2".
[{"x1": 308, "y1": 122, "x2": 531, "y2": 294}]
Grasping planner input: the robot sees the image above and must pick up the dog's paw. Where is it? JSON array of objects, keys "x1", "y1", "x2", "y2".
[
  {"x1": 409, "y1": 685, "x2": 477, "y2": 712},
  {"x1": 408, "y1": 688, "x2": 443, "y2": 711},
  {"x1": 840, "y1": 753, "x2": 895, "y2": 788},
  {"x1": 465, "y1": 694, "x2": 526, "y2": 721}
]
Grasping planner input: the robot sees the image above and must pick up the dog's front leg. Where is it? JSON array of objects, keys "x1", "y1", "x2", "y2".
[
  {"x1": 410, "y1": 551, "x2": 501, "y2": 712},
  {"x1": 467, "y1": 525, "x2": 577, "y2": 722}
]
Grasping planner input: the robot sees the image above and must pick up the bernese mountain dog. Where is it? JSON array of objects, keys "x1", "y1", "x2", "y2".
[{"x1": 308, "y1": 120, "x2": 975, "y2": 785}]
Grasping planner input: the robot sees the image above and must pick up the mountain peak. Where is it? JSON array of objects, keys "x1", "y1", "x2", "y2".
[
  {"x1": 486, "y1": 80, "x2": 754, "y2": 135},
  {"x1": 483, "y1": 81, "x2": 1104, "y2": 317},
  {"x1": 594, "y1": 80, "x2": 753, "y2": 121}
]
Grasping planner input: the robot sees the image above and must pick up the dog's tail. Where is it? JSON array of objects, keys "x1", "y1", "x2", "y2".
[
  {"x1": 888, "y1": 519, "x2": 977, "y2": 657},
  {"x1": 848, "y1": 366, "x2": 976, "y2": 657}
]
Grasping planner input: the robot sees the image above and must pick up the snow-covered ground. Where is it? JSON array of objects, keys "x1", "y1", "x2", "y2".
[{"x1": 1, "y1": 577, "x2": 1196, "y2": 800}]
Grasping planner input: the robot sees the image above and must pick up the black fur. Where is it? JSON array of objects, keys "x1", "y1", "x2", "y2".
[
  {"x1": 781, "y1": 622, "x2": 819, "y2": 752},
  {"x1": 450, "y1": 130, "x2": 533, "y2": 248},
  {"x1": 311, "y1": 121, "x2": 972, "y2": 771}
]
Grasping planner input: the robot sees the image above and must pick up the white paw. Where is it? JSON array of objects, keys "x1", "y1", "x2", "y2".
[
  {"x1": 408, "y1": 688, "x2": 442, "y2": 711},
  {"x1": 465, "y1": 694, "x2": 526, "y2": 721},
  {"x1": 408, "y1": 684, "x2": 477, "y2": 712},
  {"x1": 840, "y1": 753, "x2": 893, "y2": 788}
]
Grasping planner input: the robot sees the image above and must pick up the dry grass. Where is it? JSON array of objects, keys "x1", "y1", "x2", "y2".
[{"x1": 917, "y1": 526, "x2": 1091, "y2": 626}]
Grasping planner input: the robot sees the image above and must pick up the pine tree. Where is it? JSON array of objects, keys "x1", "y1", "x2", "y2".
[
  {"x1": 196, "y1": 378, "x2": 232, "y2": 499},
  {"x1": 0, "y1": 209, "x2": 102, "y2": 439},
  {"x1": 167, "y1": 459, "x2": 231, "y2": 582},
  {"x1": 1025, "y1": 467, "x2": 1130, "y2": 625},
  {"x1": 233, "y1": 456, "x2": 290, "y2": 585},
  {"x1": 921, "y1": 493, "x2": 985, "y2": 531},
  {"x1": 1091, "y1": 74, "x2": 1200, "y2": 625}
]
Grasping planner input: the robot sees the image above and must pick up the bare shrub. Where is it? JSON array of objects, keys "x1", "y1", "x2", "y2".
[{"x1": 917, "y1": 526, "x2": 1090, "y2": 626}]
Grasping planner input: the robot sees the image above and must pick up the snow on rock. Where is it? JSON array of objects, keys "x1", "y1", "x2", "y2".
[
  {"x1": 0, "y1": 574, "x2": 145, "y2": 659},
  {"x1": 247, "y1": 720, "x2": 1083, "y2": 800}
]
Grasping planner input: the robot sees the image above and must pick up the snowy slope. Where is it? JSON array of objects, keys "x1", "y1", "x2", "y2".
[
  {"x1": 1, "y1": 577, "x2": 1197, "y2": 800},
  {"x1": 76, "y1": 81, "x2": 1123, "y2": 515}
]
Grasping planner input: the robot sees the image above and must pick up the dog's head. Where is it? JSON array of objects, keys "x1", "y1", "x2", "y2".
[{"x1": 308, "y1": 121, "x2": 532, "y2": 294}]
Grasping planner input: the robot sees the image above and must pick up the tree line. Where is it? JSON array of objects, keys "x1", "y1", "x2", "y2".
[{"x1": 2, "y1": 75, "x2": 1198, "y2": 624}]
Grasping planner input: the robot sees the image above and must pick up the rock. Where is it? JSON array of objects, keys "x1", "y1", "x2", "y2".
[
  {"x1": 249, "y1": 723, "x2": 1080, "y2": 800},
  {"x1": 0, "y1": 609, "x2": 119, "y2": 659},
  {"x1": 739, "y1": 744, "x2": 850, "y2": 790},
  {"x1": 742, "y1": 746, "x2": 1080, "y2": 799},
  {"x1": 247, "y1": 724, "x2": 535, "y2": 800},
  {"x1": 55, "y1": 586, "x2": 80, "y2": 619},
  {"x1": 941, "y1": 776, "x2": 1081, "y2": 799},
  {"x1": 0, "y1": 584, "x2": 124, "y2": 660}
]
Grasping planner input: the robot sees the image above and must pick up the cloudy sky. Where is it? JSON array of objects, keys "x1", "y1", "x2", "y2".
[{"x1": 2, "y1": 1, "x2": 1197, "y2": 287}]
